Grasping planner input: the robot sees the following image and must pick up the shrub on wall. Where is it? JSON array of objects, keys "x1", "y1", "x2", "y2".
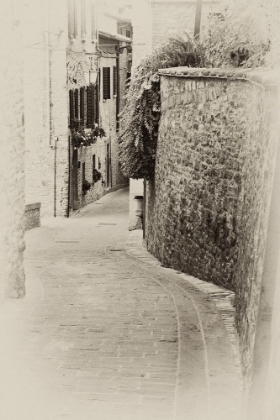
[
  {"x1": 118, "y1": 34, "x2": 207, "y2": 179},
  {"x1": 119, "y1": 2, "x2": 273, "y2": 180}
]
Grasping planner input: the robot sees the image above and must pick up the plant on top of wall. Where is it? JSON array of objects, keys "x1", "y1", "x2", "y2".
[
  {"x1": 71, "y1": 118, "x2": 106, "y2": 149},
  {"x1": 118, "y1": 33, "x2": 207, "y2": 180},
  {"x1": 118, "y1": 3, "x2": 271, "y2": 180}
]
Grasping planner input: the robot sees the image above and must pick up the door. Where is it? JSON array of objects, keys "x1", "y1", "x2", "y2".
[{"x1": 106, "y1": 142, "x2": 111, "y2": 188}]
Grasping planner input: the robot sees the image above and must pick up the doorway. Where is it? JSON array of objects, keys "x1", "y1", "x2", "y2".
[{"x1": 106, "y1": 142, "x2": 112, "y2": 188}]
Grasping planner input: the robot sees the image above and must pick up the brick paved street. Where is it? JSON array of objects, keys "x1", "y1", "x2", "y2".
[{"x1": 0, "y1": 188, "x2": 242, "y2": 420}]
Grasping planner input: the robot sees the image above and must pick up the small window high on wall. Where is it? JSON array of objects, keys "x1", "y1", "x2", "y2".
[
  {"x1": 68, "y1": 0, "x2": 77, "y2": 39},
  {"x1": 103, "y1": 67, "x2": 111, "y2": 100}
]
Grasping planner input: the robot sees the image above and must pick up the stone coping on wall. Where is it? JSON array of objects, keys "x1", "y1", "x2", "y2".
[
  {"x1": 25, "y1": 202, "x2": 41, "y2": 231},
  {"x1": 158, "y1": 66, "x2": 279, "y2": 90},
  {"x1": 25, "y1": 202, "x2": 41, "y2": 211}
]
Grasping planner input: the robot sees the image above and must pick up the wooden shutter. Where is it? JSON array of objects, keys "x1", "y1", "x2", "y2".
[
  {"x1": 86, "y1": 85, "x2": 94, "y2": 128},
  {"x1": 80, "y1": 87, "x2": 85, "y2": 125},
  {"x1": 74, "y1": 88, "x2": 79, "y2": 120},
  {"x1": 86, "y1": 84, "x2": 99, "y2": 128},
  {"x1": 113, "y1": 66, "x2": 117, "y2": 96},
  {"x1": 69, "y1": 90, "x2": 75, "y2": 127},
  {"x1": 103, "y1": 67, "x2": 111, "y2": 100}
]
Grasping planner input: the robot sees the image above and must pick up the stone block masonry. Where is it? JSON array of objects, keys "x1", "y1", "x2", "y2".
[{"x1": 145, "y1": 67, "x2": 280, "y2": 384}]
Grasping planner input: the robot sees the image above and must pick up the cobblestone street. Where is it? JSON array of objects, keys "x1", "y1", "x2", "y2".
[{"x1": 0, "y1": 188, "x2": 242, "y2": 420}]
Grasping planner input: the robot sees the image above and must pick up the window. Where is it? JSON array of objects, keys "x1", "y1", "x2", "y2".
[
  {"x1": 103, "y1": 67, "x2": 111, "y2": 100},
  {"x1": 81, "y1": 0, "x2": 86, "y2": 38},
  {"x1": 82, "y1": 162, "x2": 86, "y2": 183},
  {"x1": 91, "y1": 2, "x2": 97, "y2": 40},
  {"x1": 113, "y1": 66, "x2": 117, "y2": 96},
  {"x1": 86, "y1": 84, "x2": 98, "y2": 128},
  {"x1": 69, "y1": 90, "x2": 75, "y2": 127},
  {"x1": 92, "y1": 154, "x2": 96, "y2": 170},
  {"x1": 74, "y1": 88, "x2": 79, "y2": 120},
  {"x1": 68, "y1": 0, "x2": 77, "y2": 39},
  {"x1": 126, "y1": 29, "x2": 131, "y2": 38},
  {"x1": 80, "y1": 87, "x2": 85, "y2": 125}
]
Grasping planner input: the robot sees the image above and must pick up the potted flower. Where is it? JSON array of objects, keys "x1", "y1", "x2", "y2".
[
  {"x1": 72, "y1": 122, "x2": 106, "y2": 149},
  {"x1": 82, "y1": 179, "x2": 91, "y2": 195},
  {"x1": 92, "y1": 168, "x2": 102, "y2": 184}
]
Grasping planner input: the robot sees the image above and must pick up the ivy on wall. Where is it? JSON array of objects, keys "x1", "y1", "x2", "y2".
[{"x1": 118, "y1": 34, "x2": 207, "y2": 180}]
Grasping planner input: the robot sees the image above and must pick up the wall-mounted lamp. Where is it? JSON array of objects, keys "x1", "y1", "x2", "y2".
[{"x1": 84, "y1": 69, "x2": 98, "y2": 85}]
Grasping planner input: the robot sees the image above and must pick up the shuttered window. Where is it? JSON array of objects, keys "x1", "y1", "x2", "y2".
[
  {"x1": 86, "y1": 84, "x2": 98, "y2": 128},
  {"x1": 69, "y1": 90, "x2": 75, "y2": 127},
  {"x1": 113, "y1": 66, "x2": 117, "y2": 96},
  {"x1": 74, "y1": 88, "x2": 79, "y2": 120},
  {"x1": 80, "y1": 87, "x2": 85, "y2": 125},
  {"x1": 103, "y1": 67, "x2": 111, "y2": 100}
]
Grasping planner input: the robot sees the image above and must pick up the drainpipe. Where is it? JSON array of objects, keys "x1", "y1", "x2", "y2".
[{"x1": 116, "y1": 45, "x2": 120, "y2": 131}]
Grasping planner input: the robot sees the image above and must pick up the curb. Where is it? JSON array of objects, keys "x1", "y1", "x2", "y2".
[
  {"x1": 125, "y1": 229, "x2": 242, "y2": 380},
  {"x1": 126, "y1": 230, "x2": 243, "y2": 420}
]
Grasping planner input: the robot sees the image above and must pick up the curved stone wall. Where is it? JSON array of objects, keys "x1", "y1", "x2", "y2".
[{"x1": 145, "y1": 67, "x2": 280, "y2": 378}]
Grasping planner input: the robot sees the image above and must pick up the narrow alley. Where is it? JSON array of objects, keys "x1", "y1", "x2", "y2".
[{"x1": 0, "y1": 188, "x2": 242, "y2": 420}]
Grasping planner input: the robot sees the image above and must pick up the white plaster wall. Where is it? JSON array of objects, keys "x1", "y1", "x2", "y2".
[
  {"x1": 0, "y1": 0, "x2": 26, "y2": 302},
  {"x1": 131, "y1": 0, "x2": 153, "y2": 70},
  {"x1": 23, "y1": 0, "x2": 68, "y2": 218}
]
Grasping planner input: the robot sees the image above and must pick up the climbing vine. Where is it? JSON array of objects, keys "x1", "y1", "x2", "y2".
[{"x1": 118, "y1": 34, "x2": 207, "y2": 180}]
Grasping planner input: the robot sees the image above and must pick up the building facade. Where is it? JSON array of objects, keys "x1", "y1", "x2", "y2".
[{"x1": 24, "y1": 0, "x2": 131, "y2": 219}]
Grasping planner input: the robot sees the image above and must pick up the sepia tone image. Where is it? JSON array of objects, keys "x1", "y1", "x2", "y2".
[{"x1": 0, "y1": 0, "x2": 280, "y2": 419}]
